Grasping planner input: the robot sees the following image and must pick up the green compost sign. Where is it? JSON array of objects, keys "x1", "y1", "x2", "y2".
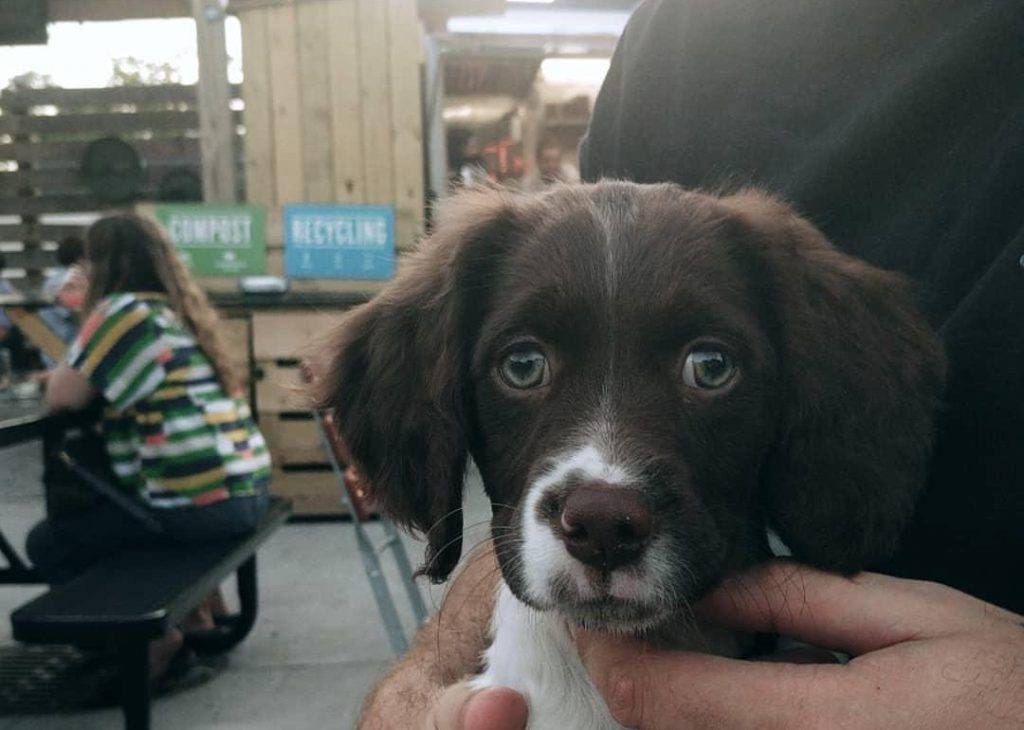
[{"x1": 155, "y1": 204, "x2": 265, "y2": 277}]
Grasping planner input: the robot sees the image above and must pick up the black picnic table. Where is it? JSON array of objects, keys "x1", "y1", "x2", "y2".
[
  {"x1": 0, "y1": 397, "x2": 46, "y2": 584},
  {"x1": 0, "y1": 399, "x2": 291, "y2": 729}
]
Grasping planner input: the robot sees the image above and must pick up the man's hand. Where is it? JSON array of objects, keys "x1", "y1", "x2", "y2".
[
  {"x1": 576, "y1": 561, "x2": 1024, "y2": 729},
  {"x1": 359, "y1": 543, "x2": 514, "y2": 729},
  {"x1": 424, "y1": 683, "x2": 528, "y2": 730}
]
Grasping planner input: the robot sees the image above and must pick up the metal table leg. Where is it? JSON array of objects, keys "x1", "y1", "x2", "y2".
[{"x1": 118, "y1": 639, "x2": 150, "y2": 730}]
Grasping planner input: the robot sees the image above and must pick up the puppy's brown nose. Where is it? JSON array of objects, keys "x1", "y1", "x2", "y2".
[{"x1": 559, "y1": 484, "x2": 652, "y2": 571}]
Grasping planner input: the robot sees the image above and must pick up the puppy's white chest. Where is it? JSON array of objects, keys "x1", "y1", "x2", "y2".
[{"x1": 471, "y1": 585, "x2": 623, "y2": 730}]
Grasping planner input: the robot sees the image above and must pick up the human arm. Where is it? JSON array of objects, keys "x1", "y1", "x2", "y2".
[
  {"x1": 45, "y1": 363, "x2": 96, "y2": 412},
  {"x1": 575, "y1": 561, "x2": 1024, "y2": 729},
  {"x1": 359, "y1": 542, "x2": 527, "y2": 730}
]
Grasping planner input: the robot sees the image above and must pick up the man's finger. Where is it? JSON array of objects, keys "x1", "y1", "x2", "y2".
[
  {"x1": 576, "y1": 631, "x2": 850, "y2": 730},
  {"x1": 694, "y1": 561, "x2": 1002, "y2": 655},
  {"x1": 464, "y1": 687, "x2": 529, "y2": 730},
  {"x1": 426, "y1": 683, "x2": 528, "y2": 730}
]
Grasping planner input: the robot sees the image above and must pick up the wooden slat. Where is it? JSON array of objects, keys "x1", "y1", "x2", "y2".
[
  {"x1": 0, "y1": 110, "x2": 202, "y2": 136},
  {"x1": 260, "y1": 413, "x2": 326, "y2": 466},
  {"x1": 193, "y1": 0, "x2": 238, "y2": 203},
  {"x1": 0, "y1": 168, "x2": 81, "y2": 194},
  {"x1": 0, "y1": 195, "x2": 126, "y2": 216},
  {"x1": 388, "y1": 0, "x2": 426, "y2": 249},
  {"x1": 251, "y1": 310, "x2": 343, "y2": 360},
  {"x1": 327, "y1": 0, "x2": 365, "y2": 204},
  {"x1": 0, "y1": 246, "x2": 57, "y2": 270},
  {"x1": 48, "y1": 0, "x2": 191, "y2": 22},
  {"x1": 255, "y1": 361, "x2": 314, "y2": 413},
  {"x1": 266, "y1": 4, "x2": 304, "y2": 212},
  {"x1": 357, "y1": 0, "x2": 395, "y2": 205},
  {"x1": 238, "y1": 9, "x2": 276, "y2": 214},
  {"x1": 0, "y1": 84, "x2": 201, "y2": 110},
  {"x1": 269, "y1": 467, "x2": 348, "y2": 517},
  {"x1": 0, "y1": 137, "x2": 202, "y2": 166},
  {"x1": 0, "y1": 163, "x2": 200, "y2": 195},
  {"x1": 0, "y1": 223, "x2": 86, "y2": 243},
  {"x1": 295, "y1": 0, "x2": 335, "y2": 202}
]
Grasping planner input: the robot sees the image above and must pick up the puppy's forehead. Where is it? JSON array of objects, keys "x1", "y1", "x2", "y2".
[{"x1": 495, "y1": 185, "x2": 751, "y2": 327}]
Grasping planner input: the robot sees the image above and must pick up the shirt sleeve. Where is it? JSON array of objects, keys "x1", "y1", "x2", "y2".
[{"x1": 66, "y1": 296, "x2": 171, "y2": 411}]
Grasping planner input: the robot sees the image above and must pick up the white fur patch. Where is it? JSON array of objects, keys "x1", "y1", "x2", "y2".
[
  {"x1": 520, "y1": 442, "x2": 633, "y2": 604},
  {"x1": 472, "y1": 584, "x2": 624, "y2": 730}
]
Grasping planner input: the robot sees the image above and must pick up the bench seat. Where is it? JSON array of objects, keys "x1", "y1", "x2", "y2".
[{"x1": 10, "y1": 496, "x2": 290, "y2": 729}]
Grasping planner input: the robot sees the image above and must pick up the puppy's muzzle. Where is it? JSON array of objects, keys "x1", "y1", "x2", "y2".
[{"x1": 558, "y1": 483, "x2": 652, "y2": 571}]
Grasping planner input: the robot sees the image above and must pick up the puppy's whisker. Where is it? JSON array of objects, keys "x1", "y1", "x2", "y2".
[{"x1": 421, "y1": 505, "x2": 468, "y2": 540}]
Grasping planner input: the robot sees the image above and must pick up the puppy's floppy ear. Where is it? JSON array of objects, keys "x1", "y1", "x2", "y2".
[
  {"x1": 319, "y1": 189, "x2": 522, "y2": 582},
  {"x1": 723, "y1": 191, "x2": 947, "y2": 573}
]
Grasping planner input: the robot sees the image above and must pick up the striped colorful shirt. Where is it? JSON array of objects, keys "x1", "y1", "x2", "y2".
[{"x1": 67, "y1": 293, "x2": 271, "y2": 509}]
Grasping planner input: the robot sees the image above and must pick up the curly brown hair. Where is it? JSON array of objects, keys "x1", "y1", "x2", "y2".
[{"x1": 84, "y1": 213, "x2": 243, "y2": 397}]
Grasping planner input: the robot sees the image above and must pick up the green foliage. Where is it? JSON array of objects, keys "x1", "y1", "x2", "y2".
[
  {"x1": 5, "y1": 71, "x2": 56, "y2": 92},
  {"x1": 109, "y1": 57, "x2": 182, "y2": 87}
]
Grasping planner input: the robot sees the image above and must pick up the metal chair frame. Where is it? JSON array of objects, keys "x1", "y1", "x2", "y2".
[{"x1": 311, "y1": 410, "x2": 428, "y2": 656}]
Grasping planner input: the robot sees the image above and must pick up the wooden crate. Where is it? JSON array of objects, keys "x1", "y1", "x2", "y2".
[
  {"x1": 255, "y1": 361, "x2": 315, "y2": 415},
  {"x1": 237, "y1": 0, "x2": 426, "y2": 255},
  {"x1": 260, "y1": 412, "x2": 325, "y2": 467},
  {"x1": 248, "y1": 305, "x2": 365, "y2": 517},
  {"x1": 270, "y1": 467, "x2": 348, "y2": 517},
  {"x1": 251, "y1": 310, "x2": 345, "y2": 361},
  {"x1": 221, "y1": 315, "x2": 252, "y2": 386}
]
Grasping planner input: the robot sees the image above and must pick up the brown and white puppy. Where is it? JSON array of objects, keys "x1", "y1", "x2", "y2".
[{"x1": 321, "y1": 182, "x2": 945, "y2": 728}]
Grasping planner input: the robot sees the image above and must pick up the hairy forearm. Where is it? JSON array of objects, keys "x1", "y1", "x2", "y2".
[{"x1": 359, "y1": 542, "x2": 499, "y2": 729}]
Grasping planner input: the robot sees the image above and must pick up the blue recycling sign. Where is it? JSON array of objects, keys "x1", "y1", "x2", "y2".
[{"x1": 283, "y1": 204, "x2": 395, "y2": 279}]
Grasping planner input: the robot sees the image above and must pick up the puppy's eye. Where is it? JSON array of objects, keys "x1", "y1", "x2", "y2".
[
  {"x1": 499, "y1": 347, "x2": 549, "y2": 390},
  {"x1": 682, "y1": 349, "x2": 736, "y2": 390}
]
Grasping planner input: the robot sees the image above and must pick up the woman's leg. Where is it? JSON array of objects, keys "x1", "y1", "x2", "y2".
[
  {"x1": 155, "y1": 489, "x2": 270, "y2": 544},
  {"x1": 25, "y1": 502, "x2": 159, "y2": 584},
  {"x1": 25, "y1": 502, "x2": 185, "y2": 681},
  {"x1": 154, "y1": 487, "x2": 269, "y2": 633}
]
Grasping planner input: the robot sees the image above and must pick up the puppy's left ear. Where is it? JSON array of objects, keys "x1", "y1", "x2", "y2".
[
  {"x1": 317, "y1": 189, "x2": 524, "y2": 582},
  {"x1": 724, "y1": 191, "x2": 947, "y2": 573}
]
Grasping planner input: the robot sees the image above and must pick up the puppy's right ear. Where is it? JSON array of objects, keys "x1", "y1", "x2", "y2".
[{"x1": 318, "y1": 189, "x2": 522, "y2": 582}]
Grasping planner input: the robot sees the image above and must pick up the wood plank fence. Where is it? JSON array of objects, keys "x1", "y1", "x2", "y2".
[{"x1": 0, "y1": 83, "x2": 243, "y2": 285}]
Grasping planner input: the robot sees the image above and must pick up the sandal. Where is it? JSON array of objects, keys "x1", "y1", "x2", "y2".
[{"x1": 152, "y1": 646, "x2": 220, "y2": 697}]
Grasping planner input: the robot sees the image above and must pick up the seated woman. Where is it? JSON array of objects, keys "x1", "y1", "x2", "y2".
[{"x1": 27, "y1": 213, "x2": 271, "y2": 682}]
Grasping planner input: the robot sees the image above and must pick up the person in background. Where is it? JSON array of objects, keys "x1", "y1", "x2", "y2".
[
  {"x1": 36, "y1": 235, "x2": 87, "y2": 367},
  {"x1": 0, "y1": 252, "x2": 14, "y2": 342},
  {"x1": 521, "y1": 139, "x2": 580, "y2": 192},
  {"x1": 450, "y1": 132, "x2": 491, "y2": 188},
  {"x1": 27, "y1": 214, "x2": 272, "y2": 684},
  {"x1": 0, "y1": 253, "x2": 45, "y2": 375}
]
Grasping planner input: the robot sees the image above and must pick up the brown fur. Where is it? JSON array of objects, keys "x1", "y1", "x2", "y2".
[{"x1": 319, "y1": 182, "x2": 946, "y2": 599}]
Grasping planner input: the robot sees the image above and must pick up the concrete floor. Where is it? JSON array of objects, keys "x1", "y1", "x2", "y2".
[{"x1": 0, "y1": 441, "x2": 492, "y2": 730}]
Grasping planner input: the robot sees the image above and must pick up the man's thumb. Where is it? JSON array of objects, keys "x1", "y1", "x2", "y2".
[{"x1": 428, "y1": 683, "x2": 528, "y2": 730}]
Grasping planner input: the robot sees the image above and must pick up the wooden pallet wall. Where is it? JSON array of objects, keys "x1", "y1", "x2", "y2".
[
  {"x1": 237, "y1": 0, "x2": 426, "y2": 263},
  {"x1": 251, "y1": 309, "x2": 350, "y2": 516},
  {"x1": 0, "y1": 83, "x2": 244, "y2": 288}
]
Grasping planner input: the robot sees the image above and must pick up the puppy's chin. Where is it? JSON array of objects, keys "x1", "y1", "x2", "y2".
[
  {"x1": 503, "y1": 571, "x2": 675, "y2": 633},
  {"x1": 557, "y1": 598, "x2": 672, "y2": 633}
]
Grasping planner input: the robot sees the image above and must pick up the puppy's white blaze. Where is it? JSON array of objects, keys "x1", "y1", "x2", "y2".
[
  {"x1": 474, "y1": 585, "x2": 623, "y2": 730},
  {"x1": 521, "y1": 442, "x2": 634, "y2": 604}
]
